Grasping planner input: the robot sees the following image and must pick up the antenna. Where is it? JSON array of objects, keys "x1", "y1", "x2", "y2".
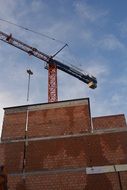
[{"x1": 26, "y1": 69, "x2": 33, "y2": 102}]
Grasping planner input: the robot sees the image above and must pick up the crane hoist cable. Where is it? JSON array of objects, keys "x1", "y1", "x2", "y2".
[
  {"x1": 0, "y1": 18, "x2": 67, "y2": 45},
  {"x1": 0, "y1": 18, "x2": 82, "y2": 71}
]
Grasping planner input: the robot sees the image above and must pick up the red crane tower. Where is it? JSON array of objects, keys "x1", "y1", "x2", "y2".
[{"x1": 0, "y1": 31, "x2": 97, "y2": 102}]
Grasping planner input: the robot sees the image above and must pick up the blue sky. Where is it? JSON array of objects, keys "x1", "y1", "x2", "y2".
[{"x1": 0, "y1": 0, "x2": 127, "y2": 133}]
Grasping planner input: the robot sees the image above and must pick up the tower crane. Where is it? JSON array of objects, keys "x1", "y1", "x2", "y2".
[{"x1": 0, "y1": 30, "x2": 97, "y2": 102}]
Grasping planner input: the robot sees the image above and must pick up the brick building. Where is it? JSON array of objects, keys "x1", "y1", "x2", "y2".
[{"x1": 0, "y1": 98, "x2": 127, "y2": 189}]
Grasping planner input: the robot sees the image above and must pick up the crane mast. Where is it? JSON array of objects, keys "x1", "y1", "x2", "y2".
[{"x1": 0, "y1": 31, "x2": 97, "y2": 102}]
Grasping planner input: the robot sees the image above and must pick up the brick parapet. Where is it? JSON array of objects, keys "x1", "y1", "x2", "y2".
[
  {"x1": 92, "y1": 114, "x2": 127, "y2": 130},
  {"x1": 1, "y1": 98, "x2": 91, "y2": 140}
]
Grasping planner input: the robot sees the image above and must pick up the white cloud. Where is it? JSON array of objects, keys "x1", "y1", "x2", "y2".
[
  {"x1": 111, "y1": 94, "x2": 122, "y2": 106},
  {"x1": 0, "y1": 0, "x2": 18, "y2": 31},
  {"x1": 31, "y1": 0, "x2": 44, "y2": 12},
  {"x1": 74, "y1": 1, "x2": 108, "y2": 22},
  {"x1": 80, "y1": 59, "x2": 109, "y2": 82},
  {"x1": 0, "y1": 0, "x2": 16, "y2": 18},
  {"x1": 99, "y1": 34, "x2": 124, "y2": 50},
  {"x1": 90, "y1": 95, "x2": 127, "y2": 118},
  {"x1": 110, "y1": 74, "x2": 127, "y2": 86},
  {"x1": 118, "y1": 19, "x2": 127, "y2": 36},
  {"x1": 81, "y1": 30, "x2": 93, "y2": 41}
]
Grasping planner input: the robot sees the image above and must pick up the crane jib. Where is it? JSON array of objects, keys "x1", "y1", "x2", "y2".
[
  {"x1": 52, "y1": 59, "x2": 97, "y2": 86},
  {"x1": 0, "y1": 30, "x2": 97, "y2": 89}
]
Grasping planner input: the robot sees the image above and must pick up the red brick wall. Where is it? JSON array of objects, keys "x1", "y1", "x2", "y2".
[
  {"x1": 7, "y1": 172, "x2": 122, "y2": 190},
  {"x1": 119, "y1": 171, "x2": 127, "y2": 190},
  {"x1": 1, "y1": 112, "x2": 26, "y2": 140},
  {"x1": 1, "y1": 99, "x2": 127, "y2": 190},
  {"x1": 1, "y1": 99, "x2": 91, "y2": 140},
  {"x1": 84, "y1": 173, "x2": 120, "y2": 190},
  {"x1": 92, "y1": 114, "x2": 127, "y2": 130},
  {"x1": 28, "y1": 104, "x2": 91, "y2": 138},
  {"x1": 3, "y1": 131, "x2": 127, "y2": 189},
  {"x1": 8, "y1": 175, "x2": 23, "y2": 190},
  {"x1": 4, "y1": 142, "x2": 24, "y2": 173},
  {"x1": 0, "y1": 143, "x2": 4, "y2": 166},
  {"x1": 26, "y1": 172, "x2": 86, "y2": 190},
  {"x1": 26, "y1": 132, "x2": 127, "y2": 172}
]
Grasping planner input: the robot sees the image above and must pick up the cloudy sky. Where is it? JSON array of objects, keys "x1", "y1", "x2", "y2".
[{"x1": 0, "y1": 0, "x2": 127, "y2": 133}]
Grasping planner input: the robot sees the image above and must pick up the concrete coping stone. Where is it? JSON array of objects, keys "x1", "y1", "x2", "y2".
[
  {"x1": 4, "y1": 98, "x2": 89, "y2": 114},
  {"x1": 9, "y1": 164, "x2": 127, "y2": 176}
]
